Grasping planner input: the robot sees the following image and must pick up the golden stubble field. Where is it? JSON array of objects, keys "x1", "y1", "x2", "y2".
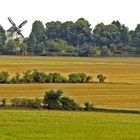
[{"x1": 0, "y1": 56, "x2": 140, "y2": 109}]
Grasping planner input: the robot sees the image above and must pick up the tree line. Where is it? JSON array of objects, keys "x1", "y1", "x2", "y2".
[
  {"x1": 0, "y1": 70, "x2": 106, "y2": 84},
  {"x1": 1, "y1": 18, "x2": 140, "y2": 56}
]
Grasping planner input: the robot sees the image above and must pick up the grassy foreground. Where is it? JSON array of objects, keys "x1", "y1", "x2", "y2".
[{"x1": 0, "y1": 110, "x2": 139, "y2": 140}]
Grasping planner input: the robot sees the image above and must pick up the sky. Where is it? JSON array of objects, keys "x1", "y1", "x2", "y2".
[{"x1": 0, "y1": 0, "x2": 140, "y2": 37}]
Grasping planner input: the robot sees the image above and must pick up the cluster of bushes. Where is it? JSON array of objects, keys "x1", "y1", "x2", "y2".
[
  {"x1": 0, "y1": 70, "x2": 106, "y2": 84},
  {"x1": 0, "y1": 90, "x2": 94, "y2": 111}
]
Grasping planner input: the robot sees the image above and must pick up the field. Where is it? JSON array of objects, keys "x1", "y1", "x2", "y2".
[
  {"x1": 0, "y1": 56, "x2": 140, "y2": 109},
  {"x1": 0, "y1": 110, "x2": 139, "y2": 140}
]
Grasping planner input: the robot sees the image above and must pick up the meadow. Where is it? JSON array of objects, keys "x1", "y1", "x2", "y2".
[
  {"x1": 0, "y1": 110, "x2": 139, "y2": 140},
  {"x1": 0, "y1": 56, "x2": 140, "y2": 109}
]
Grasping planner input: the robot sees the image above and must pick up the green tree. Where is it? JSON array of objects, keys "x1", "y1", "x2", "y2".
[
  {"x1": 45, "y1": 21, "x2": 62, "y2": 40},
  {"x1": 93, "y1": 23, "x2": 120, "y2": 47},
  {"x1": 101, "y1": 46, "x2": 109, "y2": 56},
  {"x1": 0, "y1": 25, "x2": 6, "y2": 53},
  {"x1": 43, "y1": 89, "x2": 63, "y2": 109}
]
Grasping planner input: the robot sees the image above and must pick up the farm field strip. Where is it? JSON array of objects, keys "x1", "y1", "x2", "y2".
[
  {"x1": 0, "y1": 110, "x2": 139, "y2": 140},
  {"x1": 0, "y1": 56, "x2": 140, "y2": 109}
]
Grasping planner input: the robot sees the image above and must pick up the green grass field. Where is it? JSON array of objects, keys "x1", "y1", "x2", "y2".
[{"x1": 0, "y1": 110, "x2": 139, "y2": 140}]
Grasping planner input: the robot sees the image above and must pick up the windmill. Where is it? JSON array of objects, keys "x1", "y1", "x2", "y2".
[{"x1": 7, "y1": 17, "x2": 28, "y2": 39}]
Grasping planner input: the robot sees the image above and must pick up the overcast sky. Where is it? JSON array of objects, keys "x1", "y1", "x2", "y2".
[{"x1": 0, "y1": 0, "x2": 140, "y2": 37}]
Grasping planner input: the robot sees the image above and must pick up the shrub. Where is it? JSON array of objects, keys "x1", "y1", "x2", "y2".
[
  {"x1": 84, "y1": 102, "x2": 94, "y2": 111},
  {"x1": 43, "y1": 89, "x2": 63, "y2": 109},
  {"x1": 10, "y1": 73, "x2": 22, "y2": 84},
  {"x1": 31, "y1": 70, "x2": 47, "y2": 83},
  {"x1": 11, "y1": 98, "x2": 42, "y2": 108},
  {"x1": 46, "y1": 73, "x2": 67, "y2": 83},
  {"x1": 68, "y1": 73, "x2": 89, "y2": 83},
  {"x1": 60, "y1": 97, "x2": 79, "y2": 110},
  {"x1": 1, "y1": 98, "x2": 6, "y2": 107},
  {"x1": 22, "y1": 70, "x2": 33, "y2": 83},
  {"x1": 0, "y1": 71, "x2": 9, "y2": 83},
  {"x1": 97, "y1": 74, "x2": 106, "y2": 83}
]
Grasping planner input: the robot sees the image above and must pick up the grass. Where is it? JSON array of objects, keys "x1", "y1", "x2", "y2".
[
  {"x1": 0, "y1": 56, "x2": 140, "y2": 109},
  {"x1": 0, "y1": 110, "x2": 139, "y2": 140}
]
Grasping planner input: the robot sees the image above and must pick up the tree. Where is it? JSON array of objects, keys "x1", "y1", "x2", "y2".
[
  {"x1": 93, "y1": 23, "x2": 120, "y2": 47},
  {"x1": 19, "y1": 42, "x2": 27, "y2": 55},
  {"x1": 73, "y1": 18, "x2": 92, "y2": 47},
  {"x1": 112, "y1": 21, "x2": 129, "y2": 47},
  {"x1": 45, "y1": 21, "x2": 62, "y2": 40},
  {"x1": 3, "y1": 39, "x2": 20, "y2": 55},
  {"x1": 43, "y1": 89, "x2": 63, "y2": 109},
  {"x1": 45, "y1": 39, "x2": 76, "y2": 54},
  {"x1": 31, "y1": 21, "x2": 45, "y2": 43},
  {"x1": 27, "y1": 21, "x2": 45, "y2": 54},
  {"x1": 0, "y1": 25, "x2": 6, "y2": 53},
  {"x1": 101, "y1": 46, "x2": 109, "y2": 56},
  {"x1": 129, "y1": 24, "x2": 140, "y2": 53}
]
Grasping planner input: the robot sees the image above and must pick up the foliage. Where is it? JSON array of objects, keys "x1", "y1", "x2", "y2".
[
  {"x1": 101, "y1": 46, "x2": 109, "y2": 56},
  {"x1": 46, "y1": 73, "x2": 67, "y2": 83},
  {"x1": 84, "y1": 102, "x2": 94, "y2": 111},
  {"x1": 43, "y1": 89, "x2": 63, "y2": 109},
  {"x1": 0, "y1": 18, "x2": 140, "y2": 55},
  {"x1": 11, "y1": 98, "x2": 42, "y2": 108},
  {"x1": 60, "y1": 97, "x2": 79, "y2": 110},
  {"x1": 1, "y1": 99, "x2": 6, "y2": 107},
  {"x1": 68, "y1": 73, "x2": 90, "y2": 83},
  {"x1": 97, "y1": 74, "x2": 106, "y2": 83},
  {"x1": 0, "y1": 71, "x2": 9, "y2": 83},
  {"x1": 10, "y1": 73, "x2": 22, "y2": 84},
  {"x1": 31, "y1": 70, "x2": 47, "y2": 83}
]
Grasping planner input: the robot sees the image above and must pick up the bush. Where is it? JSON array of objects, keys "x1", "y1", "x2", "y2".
[
  {"x1": 0, "y1": 71, "x2": 9, "y2": 83},
  {"x1": 97, "y1": 74, "x2": 106, "y2": 83},
  {"x1": 10, "y1": 73, "x2": 22, "y2": 84},
  {"x1": 22, "y1": 70, "x2": 33, "y2": 83},
  {"x1": 11, "y1": 98, "x2": 42, "y2": 108},
  {"x1": 84, "y1": 102, "x2": 94, "y2": 111},
  {"x1": 31, "y1": 70, "x2": 47, "y2": 83},
  {"x1": 46, "y1": 73, "x2": 67, "y2": 83},
  {"x1": 60, "y1": 97, "x2": 79, "y2": 110},
  {"x1": 1, "y1": 98, "x2": 6, "y2": 107},
  {"x1": 43, "y1": 90, "x2": 63, "y2": 109},
  {"x1": 68, "y1": 73, "x2": 90, "y2": 83}
]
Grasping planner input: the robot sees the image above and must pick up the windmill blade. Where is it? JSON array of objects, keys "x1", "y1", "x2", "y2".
[
  {"x1": 8, "y1": 17, "x2": 16, "y2": 26},
  {"x1": 18, "y1": 20, "x2": 28, "y2": 28},
  {"x1": 7, "y1": 26, "x2": 15, "y2": 33},
  {"x1": 18, "y1": 32, "x2": 24, "y2": 38}
]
